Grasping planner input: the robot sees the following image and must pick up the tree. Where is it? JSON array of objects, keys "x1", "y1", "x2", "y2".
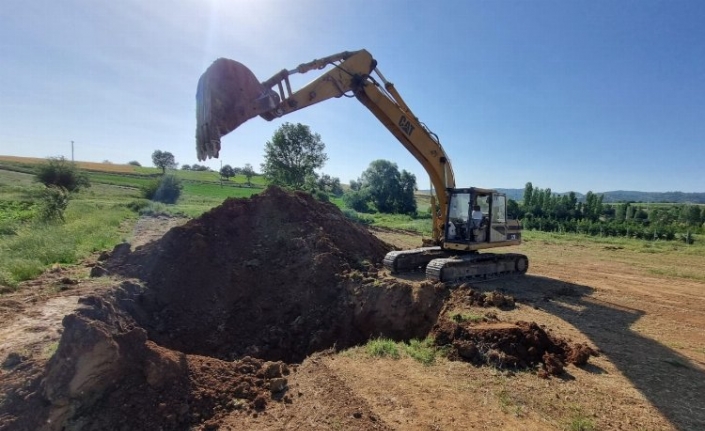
[
  {"x1": 523, "y1": 182, "x2": 534, "y2": 207},
  {"x1": 128, "y1": 160, "x2": 142, "y2": 167},
  {"x1": 261, "y1": 122, "x2": 328, "y2": 189},
  {"x1": 35, "y1": 156, "x2": 90, "y2": 192},
  {"x1": 220, "y1": 164, "x2": 235, "y2": 180},
  {"x1": 343, "y1": 189, "x2": 371, "y2": 212},
  {"x1": 357, "y1": 159, "x2": 417, "y2": 215},
  {"x1": 396, "y1": 170, "x2": 418, "y2": 215},
  {"x1": 141, "y1": 174, "x2": 182, "y2": 204},
  {"x1": 190, "y1": 164, "x2": 210, "y2": 171},
  {"x1": 507, "y1": 199, "x2": 523, "y2": 218},
  {"x1": 242, "y1": 163, "x2": 255, "y2": 186},
  {"x1": 317, "y1": 174, "x2": 344, "y2": 197},
  {"x1": 685, "y1": 205, "x2": 702, "y2": 227},
  {"x1": 181, "y1": 164, "x2": 192, "y2": 170},
  {"x1": 151, "y1": 150, "x2": 177, "y2": 174}
]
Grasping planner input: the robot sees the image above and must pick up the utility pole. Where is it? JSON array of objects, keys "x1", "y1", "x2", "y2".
[{"x1": 71, "y1": 141, "x2": 74, "y2": 162}]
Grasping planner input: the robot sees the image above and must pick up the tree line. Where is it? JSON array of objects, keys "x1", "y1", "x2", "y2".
[{"x1": 514, "y1": 182, "x2": 704, "y2": 242}]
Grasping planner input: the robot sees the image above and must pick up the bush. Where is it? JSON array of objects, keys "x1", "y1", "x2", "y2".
[
  {"x1": 35, "y1": 157, "x2": 90, "y2": 192},
  {"x1": 343, "y1": 189, "x2": 371, "y2": 212},
  {"x1": 141, "y1": 174, "x2": 182, "y2": 204},
  {"x1": 127, "y1": 160, "x2": 142, "y2": 167},
  {"x1": 313, "y1": 189, "x2": 329, "y2": 202},
  {"x1": 37, "y1": 185, "x2": 70, "y2": 222}
]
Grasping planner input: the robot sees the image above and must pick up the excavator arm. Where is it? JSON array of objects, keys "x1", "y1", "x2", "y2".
[{"x1": 196, "y1": 49, "x2": 455, "y2": 243}]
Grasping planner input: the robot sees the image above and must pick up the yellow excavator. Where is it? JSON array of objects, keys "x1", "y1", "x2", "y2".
[{"x1": 195, "y1": 49, "x2": 528, "y2": 282}]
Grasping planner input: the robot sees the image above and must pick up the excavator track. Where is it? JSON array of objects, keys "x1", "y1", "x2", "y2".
[
  {"x1": 383, "y1": 247, "x2": 448, "y2": 273},
  {"x1": 425, "y1": 253, "x2": 528, "y2": 283}
]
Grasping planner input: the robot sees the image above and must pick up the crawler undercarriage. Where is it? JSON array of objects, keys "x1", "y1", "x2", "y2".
[{"x1": 384, "y1": 247, "x2": 529, "y2": 283}]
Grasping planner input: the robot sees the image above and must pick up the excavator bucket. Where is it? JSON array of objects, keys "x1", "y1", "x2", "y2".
[{"x1": 195, "y1": 58, "x2": 280, "y2": 160}]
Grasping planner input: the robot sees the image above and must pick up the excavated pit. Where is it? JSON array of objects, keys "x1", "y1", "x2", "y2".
[
  {"x1": 111, "y1": 186, "x2": 445, "y2": 363},
  {"x1": 2, "y1": 187, "x2": 596, "y2": 430}
]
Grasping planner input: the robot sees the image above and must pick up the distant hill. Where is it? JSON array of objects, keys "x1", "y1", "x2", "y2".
[
  {"x1": 599, "y1": 190, "x2": 705, "y2": 204},
  {"x1": 420, "y1": 188, "x2": 705, "y2": 204}
]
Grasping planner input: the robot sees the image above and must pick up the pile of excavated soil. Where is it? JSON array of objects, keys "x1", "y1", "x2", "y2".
[
  {"x1": 113, "y1": 186, "x2": 410, "y2": 362},
  {"x1": 434, "y1": 286, "x2": 597, "y2": 377}
]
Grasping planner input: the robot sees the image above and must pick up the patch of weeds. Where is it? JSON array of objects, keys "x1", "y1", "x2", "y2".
[
  {"x1": 0, "y1": 266, "x2": 17, "y2": 290},
  {"x1": 42, "y1": 342, "x2": 59, "y2": 359},
  {"x1": 497, "y1": 389, "x2": 512, "y2": 413},
  {"x1": 4, "y1": 257, "x2": 43, "y2": 285},
  {"x1": 567, "y1": 416, "x2": 595, "y2": 431},
  {"x1": 365, "y1": 338, "x2": 400, "y2": 359},
  {"x1": 435, "y1": 343, "x2": 452, "y2": 358},
  {"x1": 138, "y1": 201, "x2": 170, "y2": 216},
  {"x1": 566, "y1": 407, "x2": 595, "y2": 431},
  {"x1": 125, "y1": 198, "x2": 151, "y2": 213},
  {"x1": 404, "y1": 337, "x2": 437, "y2": 365},
  {"x1": 451, "y1": 312, "x2": 484, "y2": 323}
]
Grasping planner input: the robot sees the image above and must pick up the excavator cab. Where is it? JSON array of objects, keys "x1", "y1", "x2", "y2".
[{"x1": 444, "y1": 188, "x2": 520, "y2": 251}]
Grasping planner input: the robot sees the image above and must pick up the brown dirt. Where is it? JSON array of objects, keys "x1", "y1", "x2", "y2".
[
  {"x1": 2, "y1": 185, "x2": 704, "y2": 430},
  {"x1": 0, "y1": 186, "x2": 449, "y2": 430}
]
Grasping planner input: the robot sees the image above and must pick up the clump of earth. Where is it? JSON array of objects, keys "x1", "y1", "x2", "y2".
[{"x1": 0, "y1": 186, "x2": 597, "y2": 430}]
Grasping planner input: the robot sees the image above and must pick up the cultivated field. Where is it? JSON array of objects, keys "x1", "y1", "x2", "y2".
[{"x1": 1, "y1": 160, "x2": 704, "y2": 430}]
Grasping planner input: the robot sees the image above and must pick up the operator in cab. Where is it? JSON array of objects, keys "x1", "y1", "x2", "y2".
[{"x1": 471, "y1": 205, "x2": 483, "y2": 229}]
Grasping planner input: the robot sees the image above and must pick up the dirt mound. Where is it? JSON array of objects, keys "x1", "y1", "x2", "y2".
[
  {"x1": 433, "y1": 319, "x2": 597, "y2": 376},
  {"x1": 111, "y1": 186, "x2": 407, "y2": 362},
  {"x1": 454, "y1": 284, "x2": 516, "y2": 309}
]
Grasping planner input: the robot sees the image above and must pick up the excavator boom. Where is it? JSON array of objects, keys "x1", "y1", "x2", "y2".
[
  {"x1": 195, "y1": 49, "x2": 455, "y2": 243},
  {"x1": 194, "y1": 49, "x2": 527, "y2": 282}
]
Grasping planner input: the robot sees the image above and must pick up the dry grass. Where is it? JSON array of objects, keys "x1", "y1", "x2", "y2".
[
  {"x1": 0, "y1": 155, "x2": 137, "y2": 173},
  {"x1": 323, "y1": 228, "x2": 705, "y2": 430}
]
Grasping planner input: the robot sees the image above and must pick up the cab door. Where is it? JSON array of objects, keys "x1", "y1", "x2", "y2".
[{"x1": 489, "y1": 193, "x2": 508, "y2": 243}]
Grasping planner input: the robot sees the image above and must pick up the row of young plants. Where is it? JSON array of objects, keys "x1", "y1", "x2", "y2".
[{"x1": 522, "y1": 215, "x2": 696, "y2": 243}]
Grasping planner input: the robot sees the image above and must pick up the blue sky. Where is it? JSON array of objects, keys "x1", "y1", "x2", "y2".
[{"x1": 1, "y1": 0, "x2": 703, "y2": 193}]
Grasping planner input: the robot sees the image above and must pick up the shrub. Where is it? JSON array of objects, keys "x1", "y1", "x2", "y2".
[
  {"x1": 343, "y1": 189, "x2": 371, "y2": 212},
  {"x1": 35, "y1": 157, "x2": 90, "y2": 192},
  {"x1": 37, "y1": 185, "x2": 70, "y2": 222},
  {"x1": 127, "y1": 160, "x2": 142, "y2": 167},
  {"x1": 141, "y1": 174, "x2": 182, "y2": 204},
  {"x1": 313, "y1": 189, "x2": 329, "y2": 202}
]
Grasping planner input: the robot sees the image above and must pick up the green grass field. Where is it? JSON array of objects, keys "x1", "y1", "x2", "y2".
[{"x1": 0, "y1": 159, "x2": 273, "y2": 288}]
